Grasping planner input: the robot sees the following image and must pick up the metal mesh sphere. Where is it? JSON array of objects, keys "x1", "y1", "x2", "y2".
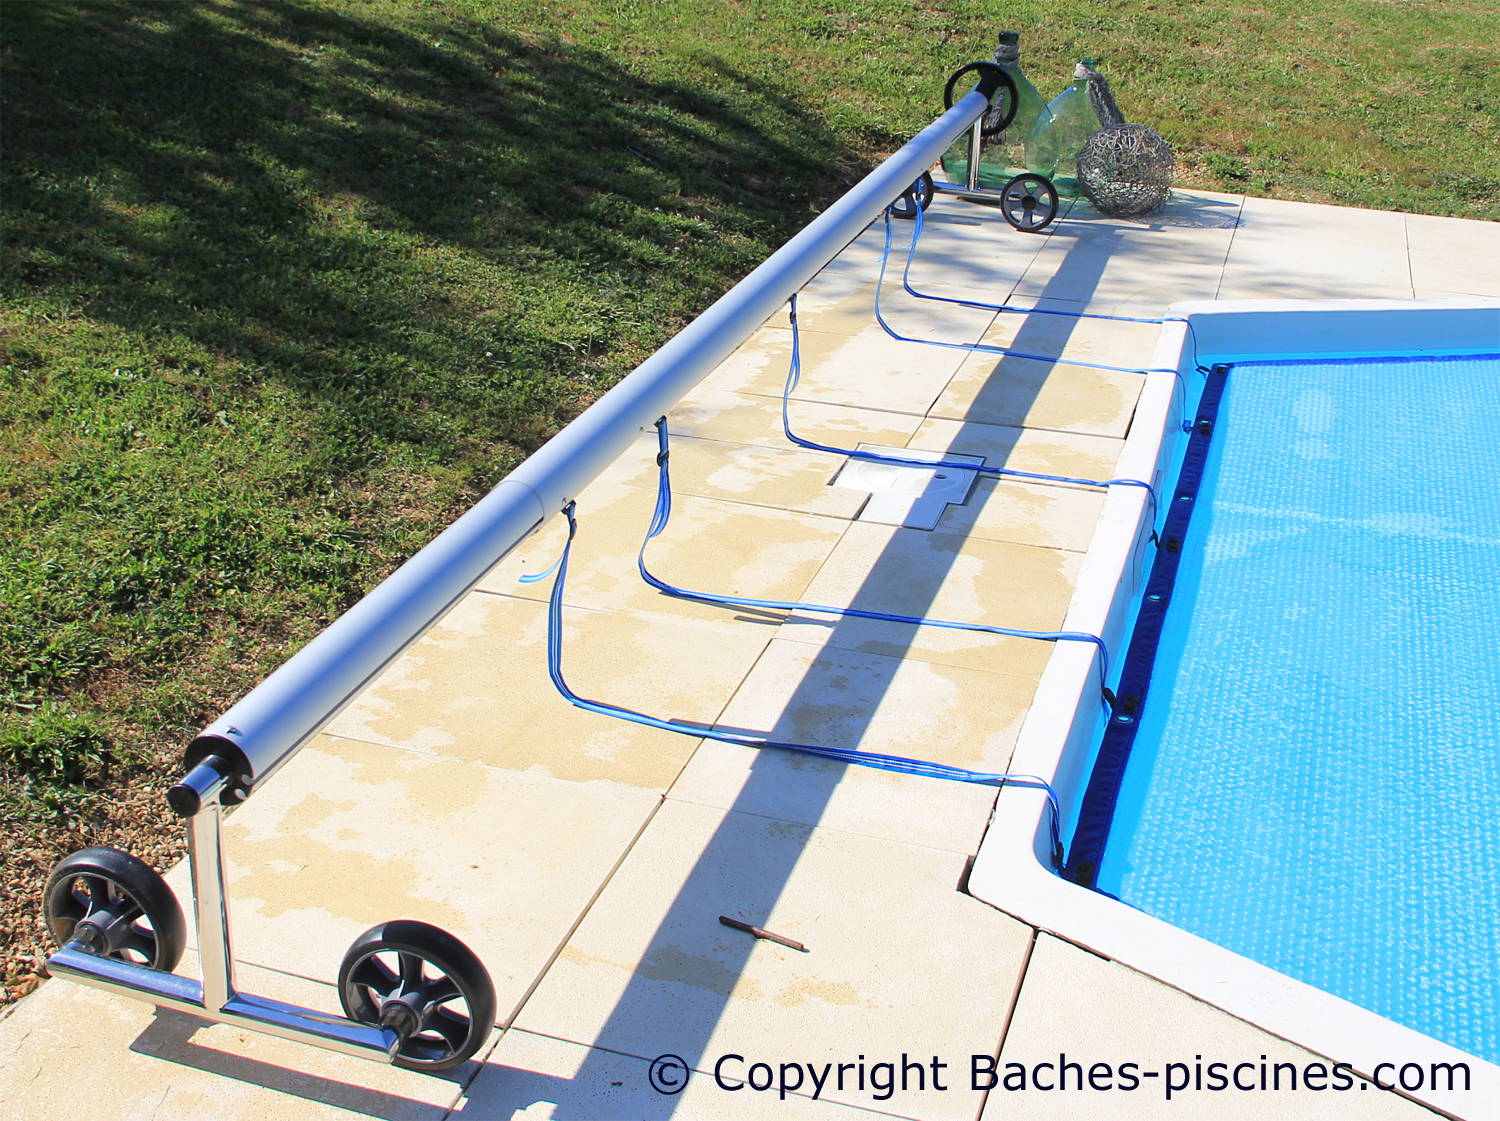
[{"x1": 1077, "y1": 124, "x2": 1175, "y2": 216}]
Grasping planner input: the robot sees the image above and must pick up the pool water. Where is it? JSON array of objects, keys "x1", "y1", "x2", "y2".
[{"x1": 1097, "y1": 353, "x2": 1500, "y2": 1064}]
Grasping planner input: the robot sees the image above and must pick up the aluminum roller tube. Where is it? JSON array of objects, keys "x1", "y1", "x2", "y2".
[{"x1": 185, "y1": 85, "x2": 999, "y2": 804}]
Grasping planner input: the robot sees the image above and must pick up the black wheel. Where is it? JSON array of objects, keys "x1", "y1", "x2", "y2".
[
  {"x1": 942, "y1": 61, "x2": 1019, "y2": 137},
  {"x1": 43, "y1": 847, "x2": 187, "y2": 972},
  {"x1": 889, "y1": 171, "x2": 935, "y2": 220},
  {"x1": 338, "y1": 920, "x2": 496, "y2": 1072},
  {"x1": 1000, "y1": 173, "x2": 1059, "y2": 233}
]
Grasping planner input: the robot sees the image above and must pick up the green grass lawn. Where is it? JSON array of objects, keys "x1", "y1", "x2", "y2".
[{"x1": 0, "y1": 0, "x2": 1495, "y2": 999}]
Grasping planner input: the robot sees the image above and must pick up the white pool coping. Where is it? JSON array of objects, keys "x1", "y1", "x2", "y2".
[{"x1": 968, "y1": 298, "x2": 1500, "y2": 1121}]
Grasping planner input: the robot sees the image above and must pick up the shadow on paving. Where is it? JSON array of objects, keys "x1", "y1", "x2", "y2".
[
  {"x1": 104, "y1": 213, "x2": 1139, "y2": 1118},
  {"x1": 458, "y1": 206, "x2": 1147, "y2": 1119}
]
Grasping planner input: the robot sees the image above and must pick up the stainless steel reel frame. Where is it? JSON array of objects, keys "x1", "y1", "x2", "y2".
[
  {"x1": 926, "y1": 115, "x2": 1061, "y2": 233},
  {"x1": 46, "y1": 756, "x2": 411, "y2": 1064}
]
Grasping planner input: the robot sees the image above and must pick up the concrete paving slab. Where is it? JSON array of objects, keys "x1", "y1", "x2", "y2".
[
  {"x1": 160, "y1": 734, "x2": 660, "y2": 1023},
  {"x1": 511, "y1": 798, "x2": 1033, "y2": 1121},
  {"x1": 905, "y1": 416, "x2": 1124, "y2": 480},
  {"x1": 773, "y1": 522, "x2": 1081, "y2": 677},
  {"x1": 982, "y1": 934, "x2": 1437, "y2": 1120},
  {"x1": 929, "y1": 352, "x2": 1145, "y2": 439},
  {"x1": 667, "y1": 737, "x2": 998, "y2": 855},
  {"x1": 326, "y1": 592, "x2": 761, "y2": 789},
  {"x1": 788, "y1": 259, "x2": 1001, "y2": 348},
  {"x1": 0, "y1": 955, "x2": 468, "y2": 1121},
  {"x1": 1217, "y1": 196, "x2": 1413, "y2": 301},
  {"x1": 973, "y1": 298, "x2": 1167, "y2": 372},
  {"x1": 709, "y1": 325, "x2": 968, "y2": 415},
  {"x1": 712, "y1": 638, "x2": 1033, "y2": 772},
  {"x1": 479, "y1": 477, "x2": 849, "y2": 626},
  {"x1": 934, "y1": 477, "x2": 1106, "y2": 554},
  {"x1": 671, "y1": 386, "x2": 924, "y2": 453},
  {"x1": 1404, "y1": 213, "x2": 1500, "y2": 300},
  {"x1": 1008, "y1": 192, "x2": 1242, "y2": 312},
  {"x1": 596, "y1": 431, "x2": 868, "y2": 520},
  {"x1": 894, "y1": 203, "x2": 1058, "y2": 294},
  {"x1": 457, "y1": 1027, "x2": 915, "y2": 1120}
]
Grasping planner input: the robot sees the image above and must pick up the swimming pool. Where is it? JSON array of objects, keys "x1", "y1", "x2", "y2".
[
  {"x1": 968, "y1": 299, "x2": 1500, "y2": 1118},
  {"x1": 1077, "y1": 352, "x2": 1500, "y2": 1065}
]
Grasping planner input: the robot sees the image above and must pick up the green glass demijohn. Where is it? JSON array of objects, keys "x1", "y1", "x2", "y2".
[{"x1": 1046, "y1": 59, "x2": 1106, "y2": 196}]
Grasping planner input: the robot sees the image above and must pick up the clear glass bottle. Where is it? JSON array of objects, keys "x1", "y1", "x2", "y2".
[
  {"x1": 1046, "y1": 59, "x2": 1105, "y2": 196},
  {"x1": 941, "y1": 31, "x2": 1057, "y2": 189}
]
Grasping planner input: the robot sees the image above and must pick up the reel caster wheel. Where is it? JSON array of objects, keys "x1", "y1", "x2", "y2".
[
  {"x1": 43, "y1": 847, "x2": 187, "y2": 971},
  {"x1": 889, "y1": 172, "x2": 935, "y2": 220},
  {"x1": 339, "y1": 920, "x2": 496, "y2": 1072},
  {"x1": 1000, "y1": 173, "x2": 1059, "y2": 233}
]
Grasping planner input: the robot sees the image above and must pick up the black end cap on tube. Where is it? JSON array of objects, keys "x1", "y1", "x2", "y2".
[
  {"x1": 181, "y1": 733, "x2": 252, "y2": 808},
  {"x1": 167, "y1": 754, "x2": 231, "y2": 817}
]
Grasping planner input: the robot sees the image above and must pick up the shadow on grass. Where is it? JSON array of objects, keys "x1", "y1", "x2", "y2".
[
  {"x1": 3, "y1": 1, "x2": 858, "y2": 470},
  {"x1": 0, "y1": 2, "x2": 871, "y2": 800}
]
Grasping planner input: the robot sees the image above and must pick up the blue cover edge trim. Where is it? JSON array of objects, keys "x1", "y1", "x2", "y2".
[{"x1": 1062, "y1": 363, "x2": 1232, "y2": 888}]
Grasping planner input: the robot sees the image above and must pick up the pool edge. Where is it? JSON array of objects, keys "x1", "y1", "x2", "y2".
[{"x1": 969, "y1": 298, "x2": 1500, "y2": 1121}]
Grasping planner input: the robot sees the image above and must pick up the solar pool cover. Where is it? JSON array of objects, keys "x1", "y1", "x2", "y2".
[{"x1": 1076, "y1": 354, "x2": 1500, "y2": 1064}]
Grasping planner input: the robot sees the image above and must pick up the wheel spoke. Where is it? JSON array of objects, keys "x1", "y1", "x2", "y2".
[
  {"x1": 398, "y1": 952, "x2": 426, "y2": 990},
  {"x1": 424, "y1": 977, "x2": 461, "y2": 1006},
  {"x1": 425, "y1": 1007, "x2": 472, "y2": 1052},
  {"x1": 116, "y1": 932, "x2": 158, "y2": 964},
  {"x1": 349, "y1": 955, "x2": 399, "y2": 996},
  {"x1": 83, "y1": 876, "x2": 113, "y2": 912}
]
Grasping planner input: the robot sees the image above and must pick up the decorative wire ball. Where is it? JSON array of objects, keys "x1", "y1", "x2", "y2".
[{"x1": 1077, "y1": 124, "x2": 1175, "y2": 217}]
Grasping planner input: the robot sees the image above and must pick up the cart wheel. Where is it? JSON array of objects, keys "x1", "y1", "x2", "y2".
[
  {"x1": 1000, "y1": 173, "x2": 1059, "y2": 233},
  {"x1": 889, "y1": 172, "x2": 935, "y2": 220},
  {"x1": 43, "y1": 847, "x2": 187, "y2": 972},
  {"x1": 339, "y1": 920, "x2": 496, "y2": 1072}
]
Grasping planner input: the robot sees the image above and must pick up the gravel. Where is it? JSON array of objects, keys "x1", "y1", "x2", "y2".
[{"x1": 0, "y1": 751, "x2": 186, "y2": 1007}]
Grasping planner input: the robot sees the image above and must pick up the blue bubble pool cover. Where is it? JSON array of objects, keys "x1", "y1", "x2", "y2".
[{"x1": 1098, "y1": 353, "x2": 1500, "y2": 1064}]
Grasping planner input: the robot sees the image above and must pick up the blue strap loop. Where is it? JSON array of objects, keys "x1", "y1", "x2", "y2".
[
  {"x1": 781, "y1": 292, "x2": 1160, "y2": 526},
  {"x1": 643, "y1": 417, "x2": 1113, "y2": 694},
  {"x1": 876, "y1": 204, "x2": 1188, "y2": 420},
  {"x1": 530, "y1": 499, "x2": 1067, "y2": 867},
  {"x1": 874, "y1": 209, "x2": 1183, "y2": 377},
  {"x1": 896, "y1": 201, "x2": 1178, "y2": 326}
]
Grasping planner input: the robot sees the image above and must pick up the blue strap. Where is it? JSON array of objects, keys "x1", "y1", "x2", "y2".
[
  {"x1": 896, "y1": 201, "x2": 1180, "y2": 326},
  {"x1": 780, "y1": 291, "x2": 1160, "y2": 525},
  {"x1": 529, "y1": 500, "x2": 1067, "y2": 868},
  {"x1": 517, "y1": 555, "x2": 564, "y2": 585},
  {"x1": 874, "y1": 209, "x2": 1184, "y2": 377},
  {"x1": 642, "y1": 418, "x2": 1113, "y2": 690}
]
